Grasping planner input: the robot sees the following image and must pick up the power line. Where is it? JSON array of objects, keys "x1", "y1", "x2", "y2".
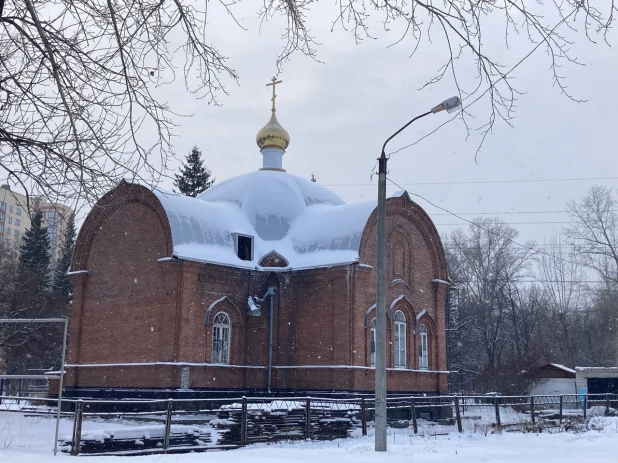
[
  {"x1": 433, "y1": 210, "x2": 572, "y2": 216},
  {"x1": 455, "y1": 279, "x2": 609, "y2": 284},
  {"x1": 385, "y1": 177, "x2": 592, "y2": 272},
  {"x1": 436, "y1": 221, "x2": 572, "y2": 226},
  {"x1": 324, "y1": 176, "x2": 618, "y2": 187},
  {"x1": 431, "y1": 209, "x2": 618, "y2": 216}
]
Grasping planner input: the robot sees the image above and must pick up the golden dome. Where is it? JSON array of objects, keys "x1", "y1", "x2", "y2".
[{"x1": 256, "y1": 112, "x2": 290, "y2": 151}]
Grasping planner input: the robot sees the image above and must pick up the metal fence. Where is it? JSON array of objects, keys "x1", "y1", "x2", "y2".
[{"x1": 1, "y1": 392, "x2": 616, "y2": 456}]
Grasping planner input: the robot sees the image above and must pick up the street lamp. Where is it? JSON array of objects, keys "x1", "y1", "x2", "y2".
[{"x1": 374, "y1": 96, "x2": 461, "y2": 452}]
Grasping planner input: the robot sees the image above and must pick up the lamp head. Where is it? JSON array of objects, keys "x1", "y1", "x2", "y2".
[{"x1": 431, "y1": 96, "x2": 461, "y2": 114}]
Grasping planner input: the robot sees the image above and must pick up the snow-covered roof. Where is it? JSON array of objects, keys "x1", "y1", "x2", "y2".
[
  {"x1": 548, "y1": 363, "x2": 576, "y2": 374},
  {"x1": 197, "y1": 170, "x2": 345, "y2": 241},
  {"x1": 147, "y1": 170, "x2": 378, "y2": 271}
]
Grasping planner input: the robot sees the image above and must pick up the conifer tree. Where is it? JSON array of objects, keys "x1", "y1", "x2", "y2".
[
  {"x1": 18, "y1": 210, "x2": 51, "y2": 291},
  {"x1": 3, "y1": 210, "x2": 57, "y2": 373},
  {"x1": 310, "y1": 172, "x2": 317, "y2": 182},
  {"x1": 174, "y1": 145, "x2": 215, "y2": 197},
  {"x1": 53, "y1": 213, "x2": 76, "y2": 297}
]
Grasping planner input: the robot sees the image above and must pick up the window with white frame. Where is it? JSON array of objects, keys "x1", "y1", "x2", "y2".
[
  {"x1": 0, "y1": 202, "x2": 5, "y2": 210},
  {"x1": 7, "y1": 217, "x2": 11, "y2": 224},
  {"x1": 394, "y1": 310, "x2": 407, "y2": 368},
  {"x1": 8, "y1": 205, "x2": 12, "y2": 213},
  {"x1": 370, "y1": 318, "x2": 376, "y2": 366},
  {"x1": 15, "y1": 219, "x2": 20, "y2": 226},
  {"x1": 16, "y1": 208, "x2": 21, "y2": 216},
  {"x1": 211, "y1": 312, "x2": 231, "y2": 364},
  {"x1": 418, "y1": 324, "x2": 429, "y2": 370}
]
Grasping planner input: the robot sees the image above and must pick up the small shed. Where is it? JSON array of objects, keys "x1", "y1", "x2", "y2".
[
  {"x1": 576, "y1": 367, "x2": 618, "y2": 395},
  {"x1": 529, "y1": 364, "x2": 576, "y2": 396}
]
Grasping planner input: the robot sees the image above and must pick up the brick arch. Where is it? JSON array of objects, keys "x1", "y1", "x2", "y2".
[
  {"x1": 258, "y1": 250, "x2": 289, "y2": 268},
  {"x1": 71, "y1": 181, "x2": 173, "y2": 270},
  {"x1": 388, "y1": 295, "x2": 415, "y2": 321},
  {"x1": 415, "y1": 310, "x2": 437, "y2": 334},
  {"x1": 363, "y1": 304, "x2": 392, "y2": 328},
  {"x1": 203, "y1": 296, "x2": 243, "y2": 328},
  {"x1": 358, "y1": 192, "x2": 448, "y2": 281}
]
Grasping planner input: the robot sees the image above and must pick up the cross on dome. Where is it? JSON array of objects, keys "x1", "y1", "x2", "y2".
[
  {"x1": 256, "y1": 76, "x2": 290, "y2": 170},
  {"x1": 266, "y1": 76, "x2": 282, "y2": 113}
]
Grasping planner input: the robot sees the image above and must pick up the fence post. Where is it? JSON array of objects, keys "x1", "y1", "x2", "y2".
[
  {"x1": 454, "y1": 396, "x2": 462, "y2": 433},
  {"x1": 411, "y1": 398, "x2": 418, "y2": 434},
  {"x1": 71, "y1": 400, "x2": 84, "y2": 456},
  {"x1": 583, "y1": 395, "x2": 587, "y2": 419},
  {"x1": 559, "y1": 396, "x2": 563, "y2": 426},
  {"x1": 494, "y1": 396, "x2": 501, "y2": 428},
  {"x1": 361, "y1": 398, "x2": 367, "y2": 437},
  {"x1": 305, "y1": 397, "x2": 311, "y2": 439},
  {"x1": 530, "y1": 396, "x2": 535, "y2": 424},
  {"x1": 606, "y1": 395, "x2": 611, "y2": 416},
  {"x1": 18, "y1": 378, "x2": 22, "y2": 405},
  {"x1": 241, "y1": 396, "x2": 248, "y2": 446},
  {"x1": 163, "y1": 399, "x2": 173, "y2": 452},
  {"x1": 0, "y1": 378, "x2": 3, "y2": 405}
]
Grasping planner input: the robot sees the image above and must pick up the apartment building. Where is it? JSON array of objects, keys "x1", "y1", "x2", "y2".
[
  {"x1": 0, "y1": 185, "x2": 73, "y2": 262},
  {"x1": 38, "y1": 202, "x2": 74, "y2": 262},
  {"x1": 0, "y1": 185, "x2": 30, "y2": 251}
]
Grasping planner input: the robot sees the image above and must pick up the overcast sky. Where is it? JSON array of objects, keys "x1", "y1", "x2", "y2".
[{"x1": 109, "y1": 2, "x2": 618, "y2": 244}]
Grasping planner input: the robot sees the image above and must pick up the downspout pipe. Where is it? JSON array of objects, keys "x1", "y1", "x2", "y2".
[
  {"x1": 251, "y1": 286, "x2": 277, "y2": 394},
  {"x1": 266, "y1": 286, "x2": 276, "y2": 393}
]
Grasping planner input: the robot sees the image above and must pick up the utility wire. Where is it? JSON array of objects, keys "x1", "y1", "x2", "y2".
[
  {"x1": 436, "y1": 221, "x2": 572, "y2": 226},
  {"x1": 385, "y1": 177, "x2": 595, "y2": 273},
  {"x1": 431, "y1": 209, "x2": 618, "y2": 216},
  {"x1": 453, "y1": 279, "x2": 609, "y2": 284},
  {"x1": 324, "y1": 176, "x2": 618, "y2": 187}
]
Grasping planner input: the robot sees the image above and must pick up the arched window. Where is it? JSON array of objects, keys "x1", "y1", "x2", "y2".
[
  {"x1": 418, "y1": 324, "x2": 428, "y2": 370},
  {"x1": 212, "y1": 312, "x2": 231, "y2": 364},
  {"x1": 370, "y1": 318, "x2": 376, "y2": 366},
  {"x1": 394, "y1": 311, "x2": 406, "y2": 368}
]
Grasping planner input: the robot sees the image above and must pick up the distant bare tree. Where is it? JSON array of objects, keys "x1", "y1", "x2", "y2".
[
  {"x1": 583, "y1": 288, "x2": 618, "y2": 366},
  {"x1": 446, "y1": 218, "x2": 535, "y2": 391},
  {"x1": 506, "y1": 284, "x2": 547, "y2": 366},
  {"x1": 539, "y1": 234, "x2": 587, "y2": 366},
  {"x1": 566, "y1": 186, "x2": 618, "y2": 284},
  {"x1": 1, "y1": 1, "x2": 617, "y2": 204}
]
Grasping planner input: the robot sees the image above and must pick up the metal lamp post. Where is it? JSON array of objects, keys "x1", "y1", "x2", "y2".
[{"x1": 374, "y1": 96, "x2": 461, "y2": 452}]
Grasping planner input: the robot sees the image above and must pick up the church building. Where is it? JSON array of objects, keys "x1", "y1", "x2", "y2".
[{"x1": 64, "y1": 79, "x2": 452, "y2": 397}]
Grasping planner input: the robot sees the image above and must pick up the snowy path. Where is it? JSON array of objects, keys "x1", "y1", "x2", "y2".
[{"x1": 2, "y1": 410, "x2": 618, "y2": 462}]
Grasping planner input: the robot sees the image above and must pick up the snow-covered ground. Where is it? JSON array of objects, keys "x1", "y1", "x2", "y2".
[{"x1": 1, "y1": 408, "x2": 618, "y2": 462}]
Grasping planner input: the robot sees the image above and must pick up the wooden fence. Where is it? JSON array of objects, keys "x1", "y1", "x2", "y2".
[{"x1": 1, "y1": 392, "x2": 617, "y2": 456}]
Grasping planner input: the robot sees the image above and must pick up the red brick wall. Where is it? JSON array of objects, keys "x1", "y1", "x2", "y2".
[
  {"x1": 66, "y1": 186, "x2": 450, "y2": 394},
  {"x1": 355, "y1": 193, "x2": 449, "y2": 392},
  {"x1": 66, "y1": 184, "x2": 176, "y2": 387}
]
